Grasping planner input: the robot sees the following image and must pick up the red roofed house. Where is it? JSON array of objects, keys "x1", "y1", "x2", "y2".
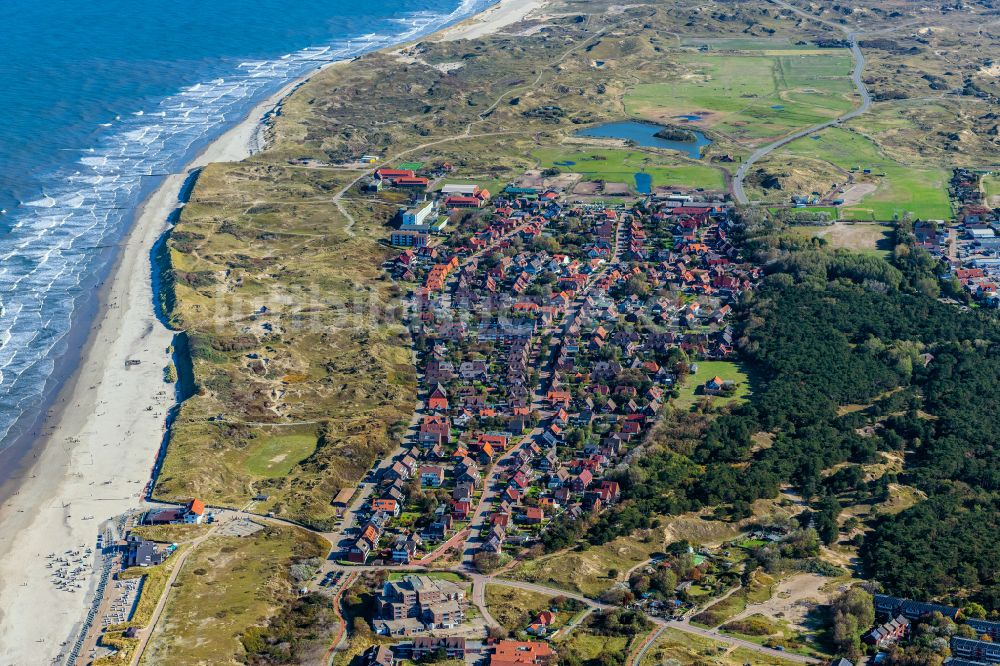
[
  {"x1": 452, "y1": 500, "x2": 472, "y2": 520},
  {"x1": 420, "y1": 414, "x2": 451, "y2": 446},
  {"x1": 184, "y1": 499, "x2": 206, "y2": 524},
  {"x1": 372, "y1": 498, "x2": 400, "y2": 516},
  {"x1": 445, "y1": 195, "x2": 485, "y2": 209},
  {"x1": 572, "y1": 469, "x2": 594, "y2": 491},
  {"x1": 523, "y1": 506, "x2": 544, "y2": 524},
  {"x1": 395, "y1": 176, "x2": 430, "y2": 188},
  {"x1": 490, "y1": 640, "x2": 556, "y2": 666},
  {"x1": 375, "y1": 168, "x2": 415, "y2": 182},
  {"x1": 428, "y1": 384, "x2": 449, "y2": 411}
]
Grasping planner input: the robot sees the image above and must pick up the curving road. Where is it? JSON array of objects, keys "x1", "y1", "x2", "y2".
[{"x1": 732, "y1": 0, "x2": 872, "y2": 204}]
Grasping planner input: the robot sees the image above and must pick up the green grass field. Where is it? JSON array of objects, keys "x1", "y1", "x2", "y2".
[
  {"x1": 983, "y1": 174, "x2": 1000, "y2": 205},
  {"x1": 244, "y1": 432, "x2": 318, "y2": 478},
  {"x1": 533, "y1": 147, "x2": 725, "y2": 190},
  {"x1": 676, "y1": 361, "x2": 752, "y2": 411},
  {"x1": 560, "y1": 628, "x2": 631, "y2": 662},
  {"x1": 769, "y1": 206, "x2": 839, "y2": 220},
  {"x1": 778, "y1": 127, "x2": 952, "y2": 221},
  {"x1": 626, "y1": 52, "x2": 856, "y2": 143},
  {"x1": 680, "y1": 38, "x2": 826, "y2": 51}
]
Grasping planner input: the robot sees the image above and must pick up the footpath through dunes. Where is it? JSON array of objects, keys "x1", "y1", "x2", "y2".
[{"x1": 152, "y1": 158, "x2": 417, "y2": 529}]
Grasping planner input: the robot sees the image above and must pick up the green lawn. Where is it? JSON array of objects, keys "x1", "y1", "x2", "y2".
[
  {"x1": 533, "y1": 147, "x2": 725, "y2": 190},
  {"x1": 676, "y1": 361, "x2": 752, "y2": 411},
  {"x1": 778, "y1": 127, "x2": 952, "y2": 221},
  {"x1": 680, "y1": 37, "x2": 828, "y2": 52},
  {"x1": 983, "y1": 174, "x2": 1000, "y2": 205},
  {"x1": 387, "y1": 571, "x2": 466, "y2": 582},
  {"x1": 626, "y1": 52, "x2": 856, "y2": 143},
  {"x1": 244, "y1": 432, "x2": 318, "y2": 478}
]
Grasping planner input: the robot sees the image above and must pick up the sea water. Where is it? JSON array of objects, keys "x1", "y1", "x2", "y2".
[{"x1": 0, "y1": 0, "x2": 494, "y2": 451}]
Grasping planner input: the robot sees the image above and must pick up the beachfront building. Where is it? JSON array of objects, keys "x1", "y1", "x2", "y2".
[
  {"x1": 124, "y1": 534, "x2": 170, "y2": 568},
  {"x1": 142, "y1": 498, "x2": 206, "y2": 525}
]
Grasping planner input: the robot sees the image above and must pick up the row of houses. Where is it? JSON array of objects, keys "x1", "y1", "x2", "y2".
[
  {"x1": 869, "y1": 594, "x2": 1000, "y2": 664},
  {"x1": 363, "y1": 639, "x2": 553, "y2": 666}
]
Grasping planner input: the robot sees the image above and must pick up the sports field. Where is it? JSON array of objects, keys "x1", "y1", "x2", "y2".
[
  {"x1": 626, "y1": 51, "x2": 856, "y2": 143},
  {"x1": 777, "y1": 127, "x2": 952, "y2": 221},
  {"x1": 533, "y1": 147, "x2": 725, "y2": 190},
  {"x1": 788, "y1": 222, "x2": 893, "y2": 257}
]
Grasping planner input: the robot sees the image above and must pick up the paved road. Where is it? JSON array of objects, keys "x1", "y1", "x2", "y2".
[
  {"x1": 731, "y1": 0, "x2": 872, "y2": 204},
  {"x1": 471, "y1": 578, "x2": 500, "y2": 629},
  {"x1": 630, "y1": 626, "x2": 665, "y2": 666}
]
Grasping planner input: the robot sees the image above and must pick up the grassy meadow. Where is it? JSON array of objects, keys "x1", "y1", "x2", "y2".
[
  {"x1": 626, "y1": 51, "x2": 856, "y2": 143},
  {"x1": 533, "y1": 147, "x2": 725, "y2": 190},
  {"x1": 774, "y1": 127, "x2": 952, "y2": 221},
  {"x1": 640, "y1": 627, "x2": 803, "y2": 666}
]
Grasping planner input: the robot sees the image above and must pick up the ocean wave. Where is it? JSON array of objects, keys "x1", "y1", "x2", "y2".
[{"x1": 0, "y1": 0, "x2": 497, "y2": 450}]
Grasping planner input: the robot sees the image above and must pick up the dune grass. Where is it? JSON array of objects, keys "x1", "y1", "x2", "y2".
[
  {"x1": 641, "y1": 627, "x2": 803, "y2": 666},
  {"x1": 141, "y1": 525, "x2": 326, "y2": 666}
]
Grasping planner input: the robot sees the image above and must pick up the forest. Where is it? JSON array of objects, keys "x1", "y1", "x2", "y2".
[{"x1": 548, "y1": 211, "x2": 1000, "y2": 609}]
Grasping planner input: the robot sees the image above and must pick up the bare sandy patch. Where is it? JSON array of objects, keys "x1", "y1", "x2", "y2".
[
  {"x1": 438, "y1": 0, "x2": 544, "y2": 42},
  {"x1": 729, "y1": 573, "x2": 831, "y2": 631},
  {"x1": 839, "y1": 182, "x2": 877, "y2": 206}
]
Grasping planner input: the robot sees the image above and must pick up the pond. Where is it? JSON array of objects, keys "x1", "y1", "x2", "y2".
[
  {"x1": 575, "y1": 120, "x2": 712, "y2": 159},
  {"x1": 634, "y1": 173, "x2": 652, "y2": 194}
]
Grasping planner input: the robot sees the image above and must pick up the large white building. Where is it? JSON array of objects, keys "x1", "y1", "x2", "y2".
[{"x1": 400, "y1": 201, "x2": 435, "y2": 231}]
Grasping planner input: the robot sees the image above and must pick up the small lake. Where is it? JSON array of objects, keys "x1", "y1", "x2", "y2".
[
  {"x1": 575, "y1": 120, "x2": 712, "y2": 159},
  {"x1": 634, "y1": 173, "x2": 652, "y2": 194}
]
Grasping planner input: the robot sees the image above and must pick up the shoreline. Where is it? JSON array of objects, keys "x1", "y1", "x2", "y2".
[
  {"x1": 0, "y1": 59, "x2": 340, "y2": 666},
  {"x1": 0, "y1": 0, "x2": 542, "y2": 662}
]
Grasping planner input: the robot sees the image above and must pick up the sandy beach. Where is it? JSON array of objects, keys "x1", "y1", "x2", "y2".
[
  {"x1": 0, "y1": 77, "x2": 291, "y2": 665},
  {"x1": 0, "y1": 0, "x2": 541, "y2": 663},
  {"x1": 439, "y1": 0, "x2": 543, "y2": 41}
]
